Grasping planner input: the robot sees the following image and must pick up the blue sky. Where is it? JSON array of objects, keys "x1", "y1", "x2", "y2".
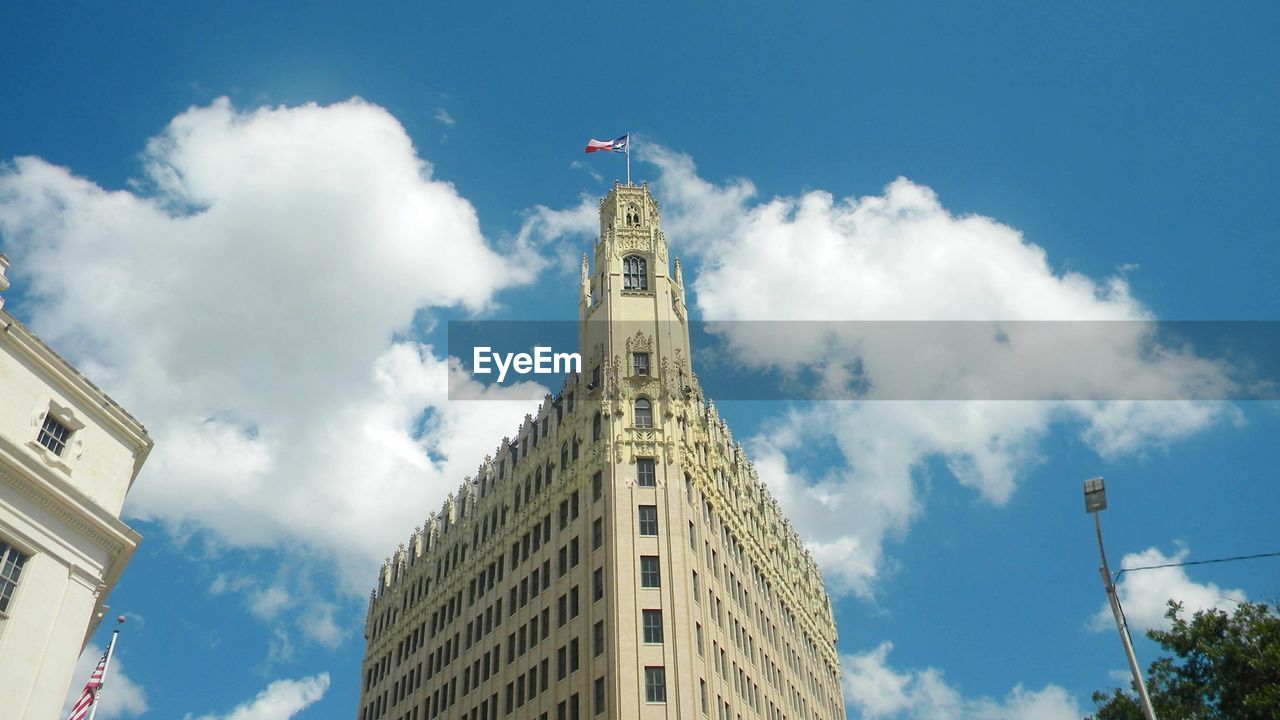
[{"x1": 2, "y1": 3, "x2": 1278, "y2": 719}]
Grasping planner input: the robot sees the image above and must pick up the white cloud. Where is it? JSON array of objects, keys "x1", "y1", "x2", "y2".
[
  {"x1": 515, "y1": 193, "x2": 600, "y2": 272},
  {"x1": 0, "y1": 98, "x2": 546, "y2": 606},
  {"x1": 63, "y1": 643, "x2": 148, "y2": 719},
  {"x1": 842, "y1": 642, "x2": 1083, "y2": 720},
  {"x1": 433, "y1": 108, "x2": 456, "y2": 127},
  {"x1": 248, "y1": 585, "x2": 293, "y2": 620},
  {"x1": 627, "y1": 145, "x2": 1239, "y2": 597},
  {"x1": 1092, "y1": 544, "x2": 1247, "y2": 633},
  {"x1": 186, "y1": 673, "x2": 329, "y2": 720}
]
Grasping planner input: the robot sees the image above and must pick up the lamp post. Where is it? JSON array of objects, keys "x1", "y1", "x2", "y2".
[{"x1": 1084, "y1": 476, "x2": 1158, "y2": 720}]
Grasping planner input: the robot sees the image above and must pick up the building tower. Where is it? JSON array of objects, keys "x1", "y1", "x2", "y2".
[
  {"x1": 357, "y1": 184, "x2": 844, "y2": 720},
  {"x1": 0, "y1": 254, "x2": 153, "y2": 719}
]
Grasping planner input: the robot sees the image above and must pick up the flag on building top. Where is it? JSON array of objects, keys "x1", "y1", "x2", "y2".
[{"x1": 585, "y1": 135, "x2": 628, "y2": 154}]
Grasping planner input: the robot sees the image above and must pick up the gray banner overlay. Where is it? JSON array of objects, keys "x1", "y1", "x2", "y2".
[{"x1": 447, "y1": 321, "x2": 1280, "y2": 401}]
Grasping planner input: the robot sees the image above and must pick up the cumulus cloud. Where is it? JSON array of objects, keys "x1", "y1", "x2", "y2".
[
  {"x1": 515, "y1": 193, "x2": 600, "y2": 272},
  {"x1": 186, "y1": 673, "x2": 329, "y2": 720},
  {"x1": 1092, "y1": 544, "x2": 1247, "y2": 633},
  {"x1": 0, "y1": 98, "x2": 547, "y2": 604},
  {"x1": 63, "y1": 643, "x2": 147, "y2": 719},
  {"x1": 623, "y1": 145, "x2": 1239, "y2": 597},
  {"x1": 843, "y1": 642, "x2": 1083, "y2": 720}
]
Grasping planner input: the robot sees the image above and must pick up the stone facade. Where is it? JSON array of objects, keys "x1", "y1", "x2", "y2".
[
  {"x1": 358, "y1": 185, "x2": 844, "y2": 720},
  {"x1": 0, "y1": 254, "x2": 153, "y2": 719}
]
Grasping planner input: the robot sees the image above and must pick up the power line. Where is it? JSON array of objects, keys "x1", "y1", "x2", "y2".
[{"x1": 1115, "y1": 550, "x2": 1280, "y2": 579}]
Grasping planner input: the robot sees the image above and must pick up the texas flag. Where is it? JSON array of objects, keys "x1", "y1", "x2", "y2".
[{"x1": 585, "y1": 135, "x2": 628, "y2": 154}]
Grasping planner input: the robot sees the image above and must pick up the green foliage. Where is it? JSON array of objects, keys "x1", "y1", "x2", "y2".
[{"x1": 1091, "y1": 600, "x2": 1280, "y2": 720}]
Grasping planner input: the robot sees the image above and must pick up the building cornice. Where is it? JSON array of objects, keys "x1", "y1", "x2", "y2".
[
  {"x1": 1, "y1": 309, "x2": 153, "y2": 485},
  {"x1": 0, "y1": 438, "x2": 142, "y2": 558}
]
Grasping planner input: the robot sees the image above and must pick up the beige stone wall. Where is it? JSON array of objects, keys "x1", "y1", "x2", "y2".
[
  {"x1": 0, "y1": 265, "x2": 150, "y2": 720},
  {"x1": 359, "y1": 185, "x2": 843, "y2": 720}
]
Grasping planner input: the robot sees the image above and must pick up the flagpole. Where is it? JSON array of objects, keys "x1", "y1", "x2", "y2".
[
  {"x1": 85, "y1": 617, "x2": 124, "y2": 720},
  {"x1": 625, "y1": 132, "x2": 631, "y2": 186}
]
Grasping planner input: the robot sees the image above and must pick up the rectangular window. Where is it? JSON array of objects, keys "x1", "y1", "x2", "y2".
[
  {"x1": 37, "y1": 413, "x2": 72, "y2": 456},
  {"x1": 633, "y1": 352, "x2": 650, "y2": 376},
  {"x1": 570, "y1": 638, "x2": 581, "y2": 672},
  {"x1": 594, "y1": 677, "x2": 606, "y2": 715},
  {"x1": 700, "y1": 679, "x2": 709, "y2": 716},
  {"x1": 640, "y1": 556, "x2": 661, "y2": 588},
  {"x1": 557, "y1": 646, "x2": 567, "y2": 679},
  {"x1": 593, "y1": 568, "x2": 604, "y2": 601},
  {"x1": 636, "y1": 458, "x2": 656, "y2": 487},
  {"x1": 570, "y1": 537, "x2": 580, "y2": 567},
  {"x1": 593, "y1": 620, "x2": 605, "y2": 656},
  {"x1": 570, "y1": 586, "x2": 580, "y2": 618},
  {"x1": 0, "y1": 541, "x2": 29, "y2": 614},
  {"x1": 642, "y1": 609, "x2": 664, "y2": 643},
  {"x1": 638, "y1": 505, "x2": 658, "y2": 536},
  {"x1": 592, "y1": 518, "x2": 603, "y2": 550},
  {"x1": 592, "y1": 472, "x2": 602, "y2": 501},
  {"x1": 644, "y1": 667, "x2": 667, "y2": 703}
]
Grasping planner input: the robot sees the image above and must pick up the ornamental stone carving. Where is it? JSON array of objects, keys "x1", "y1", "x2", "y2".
[{"x1": 625, "y1": 330, "x2": 652, "y2": 355}]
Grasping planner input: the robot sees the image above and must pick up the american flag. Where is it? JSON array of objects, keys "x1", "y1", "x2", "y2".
[{"x1": 65, "y1": 648, "x2": 108, "y2": 720}]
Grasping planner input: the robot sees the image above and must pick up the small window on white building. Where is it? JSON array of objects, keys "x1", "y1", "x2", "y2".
[
  {"x1": 633, "y1": 352, "x2": 650, "y2": 376},
  {"x1": 0, "y1": 541, "x2": 29, "y2": 615},
  {"x1": 37, "y1": 413, "x2": 72, "y2": 457}
]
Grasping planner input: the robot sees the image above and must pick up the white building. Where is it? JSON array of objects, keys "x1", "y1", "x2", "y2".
[{"x1": 0, "y1": 254, "x2": 153, "y2": 719}]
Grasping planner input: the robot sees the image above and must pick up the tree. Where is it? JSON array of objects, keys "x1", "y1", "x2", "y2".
[{"x1": 1090, "y1": 600, "x2": 1280, "y2": 720}]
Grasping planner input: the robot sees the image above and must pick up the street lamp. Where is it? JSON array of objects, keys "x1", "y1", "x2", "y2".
[{"x1": 1085, "y1": 476, "x2": 1158, "y2": 720}]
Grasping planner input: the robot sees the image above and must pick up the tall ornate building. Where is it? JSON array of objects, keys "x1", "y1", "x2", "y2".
[
  {"x1": 358, "y1": 184, "x2": 844, "y2": 720},
  {"x1": 0, "y1": 254, "x2": 153, "y2": 718}
]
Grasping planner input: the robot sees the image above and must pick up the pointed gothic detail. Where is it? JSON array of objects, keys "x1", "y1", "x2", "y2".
[{"x1": 625, "y1": 329, "x2": 653, "y2": 354}]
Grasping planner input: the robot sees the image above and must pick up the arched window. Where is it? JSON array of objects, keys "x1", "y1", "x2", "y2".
[
  {"x1": 623, "y1": 255, "x2": 648, "y2": 290},
  {"x1": 572, "y1": 436, "x2": 581, "y2": 460},
  {"x1": 592, "y1": 412, "x2": 602, "y2": 441},
  {"x1": 634, "y1": 397, "x2": 653, "y2": 428}
]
